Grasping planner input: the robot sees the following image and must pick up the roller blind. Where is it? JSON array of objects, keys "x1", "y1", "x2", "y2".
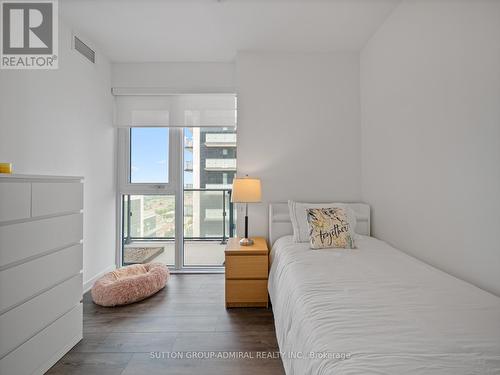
[{"x1": 113, "y1": 93, "x2": 237, "y2": 127}]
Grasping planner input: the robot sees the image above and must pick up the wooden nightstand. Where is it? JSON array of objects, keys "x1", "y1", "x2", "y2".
[{"x1": 225, "y1": 237, "x2": 269, "y2": 308}]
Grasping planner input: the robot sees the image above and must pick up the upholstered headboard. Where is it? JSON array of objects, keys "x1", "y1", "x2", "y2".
[{"x1": 269, "y1": 202, "x2": 371, "y2": 246}]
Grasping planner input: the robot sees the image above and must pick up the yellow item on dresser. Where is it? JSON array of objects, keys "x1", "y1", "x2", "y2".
[{"x1": 0, "y1": 163, "x2": 12, "y2": 174}]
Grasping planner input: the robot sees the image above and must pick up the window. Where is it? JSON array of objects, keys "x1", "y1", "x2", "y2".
[
  {"x1": 118, "y1": 126, "x2": 180, "y2": 268},
  {"x1": 116, "y1": 93, "x2": 237, "y2": 270},
  {"x1": 130, "y1": 128, "x2": 169, "y2": 183}
]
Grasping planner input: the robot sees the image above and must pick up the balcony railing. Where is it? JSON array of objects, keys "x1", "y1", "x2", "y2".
[
  {"x1": 205, "y1": 184, "x2": 233, "y2": 190},
  {"x1": 184, "y1": 188, "x2": 235, "y2": 242},
  {"x1": 123, "y1": 189, "x2": 235, "y2": 246},
  {"x1": 184, "y1": 160, "x2": 193, "y2": 171},
  {"x1": 184, "y1": 138, "x2": 193, "y2": 148},
  {"x1": 205, "y1": 158, "x2": 236, "y2": 171}
]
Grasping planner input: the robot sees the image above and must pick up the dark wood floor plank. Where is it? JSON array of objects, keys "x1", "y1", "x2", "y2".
[
  {"x1": 47, "y1": 274, "x2": 285, "y2": 374},
  {"x1": 85, "y1": 302, "x2": 227, "y2": 317},
  {"x1": 121, "y1": 352, "x2": 284, "y2": 375},
  {"x1": 173, "y1": 331, "x2": 279, "y2": 352},
  {"x1": 45, "y1": 352, "x2": 132, "y2": 375},
  {"x1": 215, "y1": 313, "x2": 278, "y2": 332},
  {"x1": 73, "y1": 332, "x2": 177, "y2": 353}
]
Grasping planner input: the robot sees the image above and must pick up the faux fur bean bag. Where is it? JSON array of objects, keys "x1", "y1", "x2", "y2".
[{"x1": 91, "y1": 263, "x2": 169, "y2": 307}]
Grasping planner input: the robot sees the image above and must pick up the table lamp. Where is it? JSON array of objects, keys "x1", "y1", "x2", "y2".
[{"x1": 231, "y1": 175, "x2": 262, "y2": 246}]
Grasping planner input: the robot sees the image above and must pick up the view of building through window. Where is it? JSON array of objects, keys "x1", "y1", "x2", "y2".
[
  {"x1": 184, "y1": 127, "x2": 237, "y2": 242},
  {"x1": 124, "y1": 195, "x2": 175, "y2": 239}
]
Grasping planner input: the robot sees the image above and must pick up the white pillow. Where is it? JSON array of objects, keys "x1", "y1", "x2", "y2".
[{"x1": 288, "y1": 200, "x2": 357, "y2": 243}]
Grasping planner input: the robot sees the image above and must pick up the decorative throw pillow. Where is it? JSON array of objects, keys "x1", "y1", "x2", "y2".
[
  {"x1": 307, "y1": 207, "x2": 356, "y2": 249},
  {"x1": 288, "y1": 200, "x2": 357, "y2": 243}
]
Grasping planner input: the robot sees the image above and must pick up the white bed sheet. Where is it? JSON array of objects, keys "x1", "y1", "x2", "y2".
[{"x1": 268, "y1": 235, "x2": 500, "y2": 375}]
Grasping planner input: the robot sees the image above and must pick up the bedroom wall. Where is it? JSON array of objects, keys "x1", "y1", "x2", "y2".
[
  {"x1": 0, "y1": 21, "x2": 116, "y2": 290},
  {"x1": 236, "y1": 51, "x2": 362, "y2": 237},
  {"x1": 111, "y1": 62, "x2": 235, "y2": 92},
  {"x1": 360, "y1": 0, "x2": 500, "y2": 295}
]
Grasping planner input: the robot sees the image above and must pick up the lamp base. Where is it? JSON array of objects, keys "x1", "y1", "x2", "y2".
[{"x1": 239, "y1": 237, "x2": 254, "y2": 246}]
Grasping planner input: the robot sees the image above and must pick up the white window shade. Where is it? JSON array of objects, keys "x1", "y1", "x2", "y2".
[{"x1": 114, "y1": 94, "x2": 236, "y2": 128}]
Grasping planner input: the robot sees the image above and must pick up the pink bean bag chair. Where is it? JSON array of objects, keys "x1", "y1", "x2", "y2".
[{"x1": 91, "y1": 263, "x2": 169, "y2": 307}]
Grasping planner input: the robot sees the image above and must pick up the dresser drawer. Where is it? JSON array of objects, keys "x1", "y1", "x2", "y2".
[
  {"x1": 0, "y1": 244, "x2": 82, "y2": 313},
  {"x1": 0, "y1": 303, "x2": 83, "y2": 375},
  {"x1": 0, "y1": 273, "x2": 82, "y2": 358},
  {"x1": 31, "y1": 182, "x2": 83, "y2": 217},
  {"x1": 225, "y1": 255, "x2": 268, "y2": 279},
  {"x1": 0, "y1": 213, "x2": 83, "y2": 268},
  {"x1": 0, "y1": 183, "x2": 31, "y2": 223},
  {"x1": 225, "y1": 280, "x2": 268, "y2": 306}
]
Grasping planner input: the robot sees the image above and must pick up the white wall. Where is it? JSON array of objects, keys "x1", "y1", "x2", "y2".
[
  {"x1": 361, "y1": 1, "x2": 500, "y2": 295},
  {"x1": 112, "y1": 62, "x2": 235, "y2": 93},
  {"x1": 0, "y1": 21, "x2": 116, "y2": 288},
  {"x1": 236, "y1": 51, "x2": 362, "y2": 237}
]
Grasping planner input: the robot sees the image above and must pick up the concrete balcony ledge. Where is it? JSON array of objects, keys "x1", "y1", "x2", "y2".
[
  {"x1": 205, "y1": 159, "x2": 236, "y2": 171},
  {"x1": 204, "y1": 142, "x2": 236, "y2": 147},
  {"x1": 205, "y1": 134, "x2": 236, "y2": 147}
]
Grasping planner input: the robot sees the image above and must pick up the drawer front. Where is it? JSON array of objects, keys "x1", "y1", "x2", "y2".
[
  {"x1": 0, "y1": 303, "x2": 82, "y2": 375},
  {"x1": 225, "y1": 280, "x2": 268, "y2": 303},
  {"x1": 0, "y1": 183, "x2": 31, "y2": 223},
  {"x1": 0, "y1": 213, "x2": 83, "y2": 268},
  {"x1": 0, "y1": 244, "x2": 82, "y2": 313},
  {"x1": 0, "y1": 273, "x2": 82, "y2": 358},
  {"x1": 31, "y1": 182, "x2": 83, "y2": 217},
  {"x1": 225, "y1": 255, "x2": 268, "y2": 279}
]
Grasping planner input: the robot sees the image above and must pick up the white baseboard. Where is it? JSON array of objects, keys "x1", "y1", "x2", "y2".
[{"x1": 83, "y1": 264, "x2": 116, "y2": 294}]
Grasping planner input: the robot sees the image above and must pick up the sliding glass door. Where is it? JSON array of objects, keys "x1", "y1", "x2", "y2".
[{"x1": 182, "y1": 127, "x2": 237, "y2": 267}]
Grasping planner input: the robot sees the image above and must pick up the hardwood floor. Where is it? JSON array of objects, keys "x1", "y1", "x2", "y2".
[{"x1": 46, "y1": 274, "x2": 285, "y2": 375}]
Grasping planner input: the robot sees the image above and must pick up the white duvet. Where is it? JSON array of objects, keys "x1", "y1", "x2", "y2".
[{"x1": 268, "y1": 235, "x2": 500, "y2": 375}]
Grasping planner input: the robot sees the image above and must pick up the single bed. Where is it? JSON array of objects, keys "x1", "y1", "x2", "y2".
[{"x1": 268, "y1": 202, "x2": 500, "y2": 375}]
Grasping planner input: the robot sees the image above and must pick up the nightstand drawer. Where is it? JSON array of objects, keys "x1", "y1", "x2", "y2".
[
  {"x1": 225, "y1": 280, "x2": 268, "y2": 305},
  {"x1": 225, "y1": 255, "x2": 268, "y2": 279}
]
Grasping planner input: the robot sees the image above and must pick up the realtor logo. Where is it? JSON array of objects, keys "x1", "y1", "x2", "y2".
[{"x1": 1, "y1": 0, "x2": 58, "y2": 69}]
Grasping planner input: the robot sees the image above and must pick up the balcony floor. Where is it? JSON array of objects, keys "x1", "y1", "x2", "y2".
[{"x1": 124, "y1": 241, "x2": 226, "y2": 267}]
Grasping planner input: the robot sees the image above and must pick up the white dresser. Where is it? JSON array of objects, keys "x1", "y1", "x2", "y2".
[{"x1": 0, "y1": 174, "x2": 83, "y2": 375}]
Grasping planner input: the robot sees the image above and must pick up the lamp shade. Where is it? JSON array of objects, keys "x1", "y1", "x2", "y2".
[{"x1": 231, "y1": 177, "x2": 262, "y2": 203}]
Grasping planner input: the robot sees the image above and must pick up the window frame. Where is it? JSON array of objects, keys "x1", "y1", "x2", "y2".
[
  {"x1": 115, "y1": 124, "x2": 236, "y2": 271},
  {"x1": 117, "y1": 127, "x2": 182, "y2": 196}
]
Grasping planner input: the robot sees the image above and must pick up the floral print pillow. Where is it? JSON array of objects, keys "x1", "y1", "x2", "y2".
[{"x1": 306, "y1": 207, "x2": 356, "y2": 249}]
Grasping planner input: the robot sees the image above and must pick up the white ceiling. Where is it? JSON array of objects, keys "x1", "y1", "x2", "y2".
[{"x1": 61, "y1": 0, "x2": 400, "y2": 63}]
